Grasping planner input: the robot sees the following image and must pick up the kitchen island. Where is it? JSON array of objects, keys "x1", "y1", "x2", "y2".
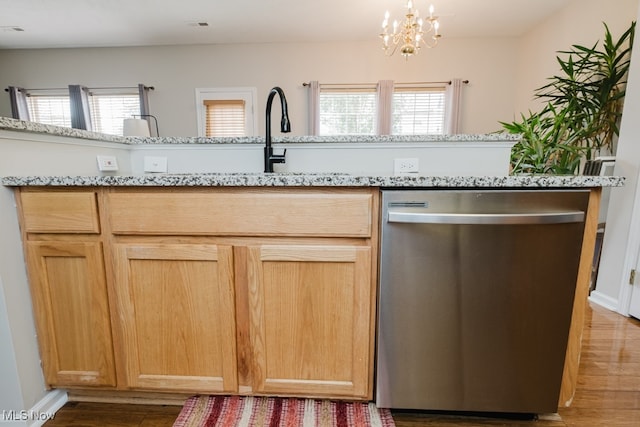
[
  {"x1": 0, "y1": 117, "x2": 624, "y2": 413},
  {"x1": 1, "y1": 173, "x2": 620, "y2": 410}
]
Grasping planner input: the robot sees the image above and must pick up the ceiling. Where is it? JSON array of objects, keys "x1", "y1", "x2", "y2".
[{"x1": 0, "y1": 0, "x2": 570, "y2": 49}]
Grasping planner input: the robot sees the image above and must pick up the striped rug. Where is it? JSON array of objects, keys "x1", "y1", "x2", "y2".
[{"x1": 173, "y1": 395, "x2": 396, "y2": 427}]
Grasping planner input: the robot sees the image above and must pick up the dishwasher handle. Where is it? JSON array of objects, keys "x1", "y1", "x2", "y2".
[{"x1": 387, "y1": 210, "x2": 585, "y2": 225}]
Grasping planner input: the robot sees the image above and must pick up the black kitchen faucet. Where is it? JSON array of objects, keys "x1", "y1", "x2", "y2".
[{"x1": 264, "y1": 86, "x2": 290, "y2": 173}]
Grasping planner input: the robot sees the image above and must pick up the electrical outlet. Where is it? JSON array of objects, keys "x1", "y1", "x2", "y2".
[
  {"x1": 144, "y1": 156, "x2": 168, "y2": 173},
  {"x1": 394, "y1": 158, "x2": 419, "y2": 174},
  {"x1": 96, "y1": 155, "x2": 119, "y2": 172}
]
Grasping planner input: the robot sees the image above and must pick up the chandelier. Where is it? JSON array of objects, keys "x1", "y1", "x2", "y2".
[{"x1": 380, "y1": 1, "x2": 441, "y2": 59}]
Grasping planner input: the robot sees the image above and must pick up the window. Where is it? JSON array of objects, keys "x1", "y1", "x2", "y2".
[
  {"x1": 313, "y1": 80, "x2": 457, "y2": 136},
  {"x1": 19, "y1": 86, "x2": 146, "y2": 135},
  {"x1": 26, "y1": 94, "x2": 72, "y2": 128},
  {"x1": 392, "y1": 86, "x2": 446, "y2": 135},
  {"x1": 204, "y1": 99, "x2": 246, "y2": 137},
  {"x1": 195, "y1": 88, "x2": 257, "y2": 137},
  {"x1": 89, "y1": 92, "x2": 141, "y2": 135},
  {"x1": 319, "y1": 85, "x2": 377, "y2": 135}
]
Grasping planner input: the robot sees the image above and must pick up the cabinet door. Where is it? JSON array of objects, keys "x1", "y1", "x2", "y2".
[
  {"x1": 248, "y1": 244, "x2": 373, "y2": 399},
  {"x1": 26, "y1": 241, "x2": 116, "y2": 387},
  {"x1": 114, "y1": 243, "x2": 238, "y2": 393}
]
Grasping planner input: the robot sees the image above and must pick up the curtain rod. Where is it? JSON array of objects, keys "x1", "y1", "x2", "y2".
[
  {"x1": 92, "y1": 85, "x2": 155, "y2": 90},
  {"x1": 4, "y1": 87, "x2": 66, "y2": 92},
  {"x1": 302, "y1": 80, "x2": 469, "y2": 86},
  {"x1": 4, "y1": 85, "x2": 155, "y2": 92}
]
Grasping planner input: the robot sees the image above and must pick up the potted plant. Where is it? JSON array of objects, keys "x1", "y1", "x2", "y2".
[{"x1": 504, "y1": 22, "x2": 635, "y2": 174}]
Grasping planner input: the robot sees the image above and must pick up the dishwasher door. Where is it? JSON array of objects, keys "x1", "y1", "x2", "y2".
[{"x1": 376, "y1": 189, "x2": 590, "y2": 414}]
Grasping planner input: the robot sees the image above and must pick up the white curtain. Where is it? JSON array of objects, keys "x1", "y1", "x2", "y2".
[
  {"x1": 376, "y1": 80, "x2": 394, "y2": 135},
  {"x1": 307, "y1": 80, "x2": 320, "y2": 135},
  {"x1": 445, "y1": 78, "x2": 464, "y2": 134}
]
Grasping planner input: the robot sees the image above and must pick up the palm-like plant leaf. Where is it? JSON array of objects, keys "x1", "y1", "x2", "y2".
[{"x1": 503, "y1": 21, "x2": 635, "y2": 174}]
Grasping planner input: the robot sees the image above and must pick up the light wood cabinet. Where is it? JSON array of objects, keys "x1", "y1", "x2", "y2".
[
  {"x1": 19, "y1": 191, "x2": 116, "y2": 388},
  {"x1": 17, "y1": 187, "x2": 378, "y2": 400},
  {"x1": 20, "y1": 191, "x2": 100, "y2": 234},
  {"x1": 247, "y1": 244, "x2": 372, "y2": 398},
  {"x1": 113, "y1": 243, "x2": 238, "y2": 393},
  {"x1": 106, "y1": 189, "x2": 373, "y2": 237}
]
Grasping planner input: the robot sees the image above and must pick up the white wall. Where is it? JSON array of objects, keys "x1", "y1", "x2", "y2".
[
  {"x1": 0, "y1": 274, "x2": 25, "y2": 411},
  {"x1": 0, "y1": 38, "x2": 518, "y2": 137},
  {"x1": 516, "y1": 0, "x2": 638, "y2": 115},
  {"x1": 0, "y1": 186, "x2": 44, "y2": 415},
  {"x1": 592, "y1": 0, "x2": 640, "y2": 313}
]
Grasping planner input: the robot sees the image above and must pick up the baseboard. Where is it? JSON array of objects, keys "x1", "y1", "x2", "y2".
[
  {"x1": 1, "y1": 390, "x2": 67, "y2": 427},
  {"x1": 588, "y1": 291, "x2": 619, "y2": 312},
  {"x1": 28, "y1": 389, "x2": 68, "y2": 427}
]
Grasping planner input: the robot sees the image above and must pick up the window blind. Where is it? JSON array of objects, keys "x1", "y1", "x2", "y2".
[
  {"x1": 26, "y1": 95, "x2": 72, "y2": 128},
  {"x1": 319, "y1": 86, "x2": 377, "y2": 135},
  {"x1": 89, "y1": 94, "x2": 140, "y2": 135},
  {"x1": 392, "y1": 87, "x2": 446, "y2": 135},
  {"x1": 204, "y1": 99, "x2": 246, "y2": 137}
]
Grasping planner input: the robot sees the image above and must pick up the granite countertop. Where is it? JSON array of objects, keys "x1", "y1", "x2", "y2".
[
  {"x1": 1, "y1": 173, "x2": 624, "y2": 188},
  {"x1": 0, "y1": 117, "x2": 519, "y2": 145}
]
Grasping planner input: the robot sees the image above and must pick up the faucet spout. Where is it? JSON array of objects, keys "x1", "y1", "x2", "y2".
[{"x1": 265, "y1": 86, "x2": 290, "y2": 173}]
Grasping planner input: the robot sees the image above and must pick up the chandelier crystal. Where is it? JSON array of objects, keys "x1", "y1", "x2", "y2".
[{"x1": 380, "y1": 1, "x2": 441, "y2": 59}]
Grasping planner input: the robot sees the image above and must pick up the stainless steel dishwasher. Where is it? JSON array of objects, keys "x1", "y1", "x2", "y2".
[{"x1": 376, "y1": 189, "x2": 590, "y2": 414}]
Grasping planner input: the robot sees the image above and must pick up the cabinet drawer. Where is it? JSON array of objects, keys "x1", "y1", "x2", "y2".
[
  {"x1": 108, "y1": 189, "x2": 374, "y2": 237},
  {"x1": 20, "y1": 191, "x2": 100, "y2": 234}
]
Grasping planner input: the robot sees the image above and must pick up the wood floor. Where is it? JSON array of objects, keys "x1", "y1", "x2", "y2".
[{"x1": 44, "y1": 303, "x2": 640, "y2": 427}]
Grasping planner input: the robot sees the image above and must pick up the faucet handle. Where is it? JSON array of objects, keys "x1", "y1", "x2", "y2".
[{"x1": 271, "y1": 148, "x2": 287, "y2": 164}]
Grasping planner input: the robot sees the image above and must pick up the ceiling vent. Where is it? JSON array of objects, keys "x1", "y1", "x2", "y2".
[
  {"x1": 186, "y1": 21, "x2": 210, "y2": 28},
  {"x1": 1, "y1": 26, "x2": 25, "y2": 32}
]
